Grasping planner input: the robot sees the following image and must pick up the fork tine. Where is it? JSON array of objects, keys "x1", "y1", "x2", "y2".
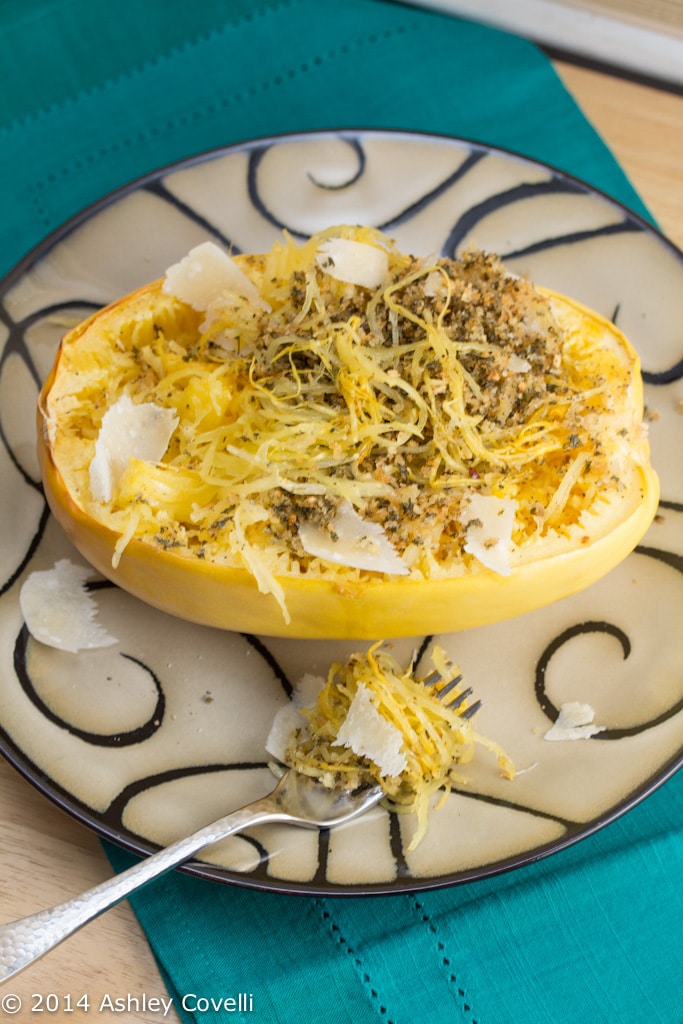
[
  {"x1": 436, "y1": 675, "x2": 466, "y2": 702},
  {"x1": 421, "y1": 670, "x2": 441, "y2": 687},
  {"x1": 421, "y1": 670, "x2": 465, "y2": 697},
  {"x1": 420, "y1": 668, "x2": 480, "y2": 718},
  {"x1": 445, "y1": 685, "x2": 471, "y2": 708},
  {"x1": 460, "y1": 699, "x2": 483, "y2": 720}
]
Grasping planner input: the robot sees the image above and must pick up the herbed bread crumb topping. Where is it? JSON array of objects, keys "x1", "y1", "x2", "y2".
[{"x1": 45, "y1": 225, "x2": 648, "y2": 620}]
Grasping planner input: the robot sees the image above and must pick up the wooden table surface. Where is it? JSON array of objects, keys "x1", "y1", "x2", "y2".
[{"x1": 1, "y1": 58, "x2": 682, "y2": 1024}]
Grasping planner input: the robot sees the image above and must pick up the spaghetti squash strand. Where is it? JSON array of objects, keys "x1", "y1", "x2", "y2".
[{"x1": 283, "y1": 643, "x2": 514, "y2": 850}]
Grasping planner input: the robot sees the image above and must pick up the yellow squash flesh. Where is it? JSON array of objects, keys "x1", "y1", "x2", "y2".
[{"x1": 37, "y1": 243, "x2": 659, "y2": 639}]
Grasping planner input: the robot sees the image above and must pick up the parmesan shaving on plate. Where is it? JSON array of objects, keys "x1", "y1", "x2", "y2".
[
  {"x1": 89, "y1": 394, "x2": 178, "y2": 503},
  {"x1": 544, "y1": 702, "x2": 605, "y2": 741},
  {"x1": 19, "y1": 559, "x2": 117, "y2": 653},
  {"x1": 298, "y1": 500, "x2": 409, "y2": 575},
  {"x1": 277, "y1": 642, "x2": 514, "y2": 850},
  {"x1": 315, "y1": 238, "x2": 389, "y2": 289}
]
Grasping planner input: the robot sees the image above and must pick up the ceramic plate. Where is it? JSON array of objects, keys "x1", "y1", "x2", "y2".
[{"x1": 0, "y1": 130, "x2": 681, "y2": 895}]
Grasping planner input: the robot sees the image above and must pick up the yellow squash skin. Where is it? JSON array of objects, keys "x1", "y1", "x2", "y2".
[{"x1": 37, "y1": 271, "x2": 659, "y2": 640}]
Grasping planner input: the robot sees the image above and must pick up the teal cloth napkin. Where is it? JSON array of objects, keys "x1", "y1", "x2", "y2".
[
  {"x1": 1, "y1": 2, "x2": 680, "y2": 1022},
  {"x1": 0, "y1": 0, "x2": 653, "y2": 277}
]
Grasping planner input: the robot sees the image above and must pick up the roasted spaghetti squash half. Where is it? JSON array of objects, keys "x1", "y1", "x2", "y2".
[{"x1": 37, "y1": 226, "x2": 659, "y2": 638}]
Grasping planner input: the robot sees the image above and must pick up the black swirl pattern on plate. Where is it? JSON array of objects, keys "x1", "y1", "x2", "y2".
[
  {"x1": 245, "y1": 135, "x2": 487, "y2": 243},
  {"x1": 442, "y1": 180, "x2": 639, "y2": 258},
  {"x1": 534, "y1": 556, "x2": 683, "y2": 738},
  {"x1": 145, "y1": 179, "x2": 241, "y2": 254},
  {"x1": 105, "y1": 762, "x2": 272, "y2": 866},
  {"x1": 306, "y1": 135, "x2": 365, "y2": 191},
  {"x1": 0, "y1": 329, "x2": 44, "y2": 592},
  {"x1": 642, "y1": 357, "x2": 683, "y2": 385},
  {"x1": 0, "y1": 506, "x2": 49, "y2": 600},
  {"x1": 13, "y1": 626, "x2": 165, "y2": 746}
]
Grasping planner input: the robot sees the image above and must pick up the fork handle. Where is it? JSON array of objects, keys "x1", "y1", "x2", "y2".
[{"x1": 0, "y1": 797, "x2": 278, "y2": 983}]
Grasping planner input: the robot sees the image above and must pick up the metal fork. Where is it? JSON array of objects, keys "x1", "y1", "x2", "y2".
[
  {"x1": 0, "y1": 770, "x2": 383, "y2": 982},
  {"x1": 0, "y1": 669, "x2": 478, "y2": 982}
]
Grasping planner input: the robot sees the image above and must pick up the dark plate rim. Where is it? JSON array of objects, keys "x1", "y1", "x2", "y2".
[{"x1": 2, "y1": 126, "x2": 682, "y2": 298}]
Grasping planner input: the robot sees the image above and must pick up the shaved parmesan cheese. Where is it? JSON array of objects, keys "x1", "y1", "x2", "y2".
[
  {"x1": 335, "y1": 683, "x2": 407, "y2": 777},
  {"x1": 162, "y1": 241, "x2": 269, "y2": 312},
  {"x1": 423, "y1": 269, "x2": 447, "y2": 297},
  {"x1": 89, "y1": 394, "x2": 178, "y2": 503},
  {"x1": 460, "y1": 494, "x2": 517, "y2": 576},
  {"x1": 544, "y1": 702, "x2": 605, "y2": 741},
  {"x1": 299, "y1": 500, "x2": 409, "y2": 575},
  {"x1": 507, "y1": 353, "x2": 532, "y2": 373},
  {"x1": 265, "y1": 672, "x2": 324, "y2": 762},
  {"x1": 315, "y1": 238, "x2": 389, "y2": 289},
  {"x1": 19, "y1": 559, "x2": 118, "y2": 652}
]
